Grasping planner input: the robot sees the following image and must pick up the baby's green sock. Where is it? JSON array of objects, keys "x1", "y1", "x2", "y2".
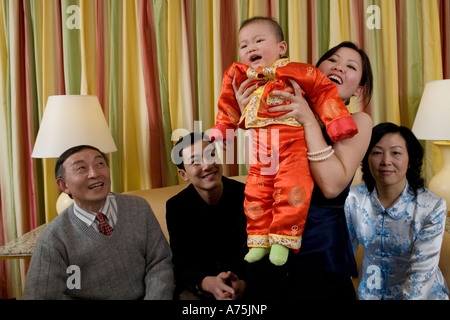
[
  {"x1": 269, "y1": 244, "x2": 289, "y2": 266},
  {"x1": 244, "y1": 247, "x2": 270, "y2": 263}
]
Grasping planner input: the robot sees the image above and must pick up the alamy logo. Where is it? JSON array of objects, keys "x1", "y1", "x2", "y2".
[
  {"x1": 171, "y1": 121, "x2": 280, "y2": 176},
  {"x1": 66, "y1": 5, "x2": 81, "y2": 30},
  {"x1": 65, "y1": 4, "x2": 381, "y2": 31},
  {"x1": 367, "y1": 265, "x2": 382, "y2": 289},
  {"x1": 366, "y1": 5, "x2": 381, "y2": 30},
  {"x1": 66, "y1": 265, "x2": 81, "y2": 289}
]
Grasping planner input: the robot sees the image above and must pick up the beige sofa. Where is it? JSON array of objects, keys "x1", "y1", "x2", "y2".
[{"x1": 125, "y1": 175, "x2": 450, "y2": 295}]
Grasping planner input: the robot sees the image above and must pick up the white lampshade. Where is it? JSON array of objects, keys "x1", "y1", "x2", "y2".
[
  {"x1": 32, "y1": 95, "x2": 117, "y2": 158},
  {"x1": 412, "y1": 80, "x2": 450, "y2": 140},
  {"x1": 412, "y1": 80, "x2": 450, "y2": 212}
]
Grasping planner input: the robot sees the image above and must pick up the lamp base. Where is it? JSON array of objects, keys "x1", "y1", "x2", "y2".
[
  {"x1": 428, "y1": 141, "x2": 450, "y2": 212},
  {"x1": 56, "y1": 192, "x2": 74, "y2": 214}
]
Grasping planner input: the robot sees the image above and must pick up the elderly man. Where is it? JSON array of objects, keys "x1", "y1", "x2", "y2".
[
  {"x1": 166, "y1": 132, "x2": 248, "y2": 300},
  {"x1": 23, "y1": 145, "x2": 174, "y2": 300}
]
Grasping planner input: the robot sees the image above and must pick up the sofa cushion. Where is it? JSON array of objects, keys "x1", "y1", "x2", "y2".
[
  {"x1": 124, "y1": 175, "x2": 449, "y2": 297},
  {"x1": 123, "y1": 175, "x2": 248, "y2": 242}
]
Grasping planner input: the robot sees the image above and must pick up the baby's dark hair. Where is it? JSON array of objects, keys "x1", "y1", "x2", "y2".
[{"x1": 239, "y1": 16, "x2": 284, "y2": 42}]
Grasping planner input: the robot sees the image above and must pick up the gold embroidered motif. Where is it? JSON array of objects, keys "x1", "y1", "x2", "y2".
[
  {"x1": 267, "y1": 93, "x2": 286, "y2": 106},
  {"x1": 257, "y1": 178, "x2": 264, "y2": 187},
  {"x1": 306, "y1": 66, "x2": 316, "y2": 79},
  {"x1": 240, "y1": 59, "x2": 302, "y2": 129},
  {"x1": 247, "y1": 174, "x2": 265, "y2": 187},
  {"x1": 249, "y1": 117, "x2": 301, "y2": 128},
  {"x1": 245, "y1": 201, "x2": 264, "y2": 220},
  {"x1": 274, "y1": 189, "x2": 282, "y2": 204},
  {"x1": 269, "y1": 233, "x2": 302, "y2": 250},
  {"x1": 247, "y1": 68, "x2": 259, "y2": 80},
  {"x1": 273, "y1": 58, "x2": 289, "y2": 68},
  {"x1": 321, "y1": 99, "x2": 341, "y2": 119},
  {"x1": 247, "y1": 235, "x2": 270, "y2": 248},
  {"x1": 291, "y1": 225, "x2": 299, "y2": 236},
  {"x1": 263, "y1": 66, "x2": 275, "y2": 79},
  {"x1": 288, "y1": 185, "x2": 306, "y2": 208}
]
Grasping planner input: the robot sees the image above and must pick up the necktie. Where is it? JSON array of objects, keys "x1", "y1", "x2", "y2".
[{"x1": 96, "y1": 212, "x2": 114, "y2": 235}]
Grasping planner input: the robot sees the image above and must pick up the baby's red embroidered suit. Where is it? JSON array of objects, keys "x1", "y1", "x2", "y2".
[{"x1": 211, "y1": 58, "x2": 357, "y2": 251}]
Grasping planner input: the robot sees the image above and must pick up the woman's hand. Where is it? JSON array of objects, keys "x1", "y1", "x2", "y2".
[
  {"x1": 227, "y1": 271, "x2": 246, "y2": 300},
  {"x1": 199, "y1": 271, "x2": 245, "y2": 300},
  {"x1": 232, "y1": 76, "x2": 257, "y2": 112},
  {"x1": 269, "y1": 79, "x2": 318, "y2": 127}
]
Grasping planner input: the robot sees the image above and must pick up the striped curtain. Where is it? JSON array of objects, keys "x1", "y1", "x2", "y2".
[{"x1": 1, "y1": 0, "x2": 449, "y2": 300}]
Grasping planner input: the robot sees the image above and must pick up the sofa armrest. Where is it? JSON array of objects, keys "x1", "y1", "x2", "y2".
[{"x1": 440, "y1": 230, "x2": 450, "y2": 287}]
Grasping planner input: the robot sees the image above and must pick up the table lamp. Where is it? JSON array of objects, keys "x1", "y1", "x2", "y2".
[
  {"x1": 32, "y1": 95, "x2": 117, "y2": 213},
  {"x1": 412, "y1": 79, "x2": 450, "y2": 211}
]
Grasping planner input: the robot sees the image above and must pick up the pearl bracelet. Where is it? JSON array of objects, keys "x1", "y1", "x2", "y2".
[
  {"x1": 306, "y1": 145, "x2": 332, "y2": 156},
  {"x1": 307, "y1": 148, "x2": 335, "y2": 162}
]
